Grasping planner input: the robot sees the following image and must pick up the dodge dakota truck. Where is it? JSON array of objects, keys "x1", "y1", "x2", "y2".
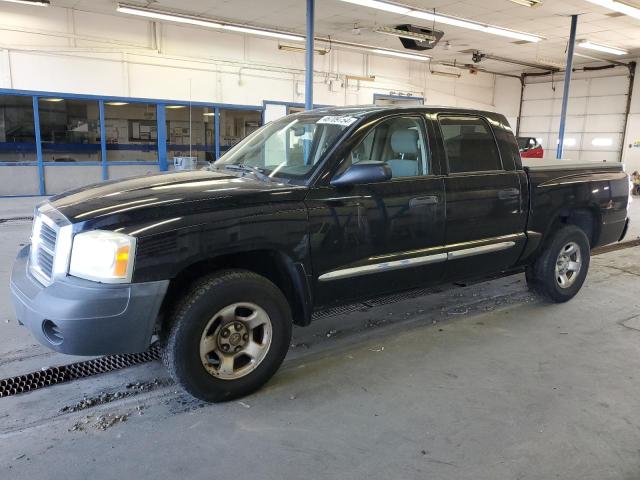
[{"x1": 11, "y1": 106, "x2": 630, "y2": 402}]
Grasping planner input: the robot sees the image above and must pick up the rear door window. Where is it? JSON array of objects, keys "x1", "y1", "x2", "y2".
[{"x1": 438, "y1": 115, "x2": 502, "y2": 173}]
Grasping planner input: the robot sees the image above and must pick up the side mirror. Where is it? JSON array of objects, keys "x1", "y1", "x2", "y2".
[{"x1": 330, "y1": 161, "x2": 392, "y2": 187}]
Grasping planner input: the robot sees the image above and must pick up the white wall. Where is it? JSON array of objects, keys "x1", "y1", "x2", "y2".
[
  {"x1": 496, "y1": 65, "x2": 639, "y2": 169},
  {"x1": 493, "y1": 76, "x2": 522, "y2": 132},
  {"x1": 622, "y1": 64, "x2": 640, "y2": 174},
  {"x1": 0, "y1": 3, "x2": 497, "y2": 111}
]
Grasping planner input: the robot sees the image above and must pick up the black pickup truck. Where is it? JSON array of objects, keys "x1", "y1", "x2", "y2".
[{"x1": 11, "y1": 106, "x2": 630, "y2": 401}]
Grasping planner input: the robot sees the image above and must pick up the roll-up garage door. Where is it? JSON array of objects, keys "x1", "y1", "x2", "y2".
[{"x1": 519, "y1": 73, "x2": 629, "y2": 162}]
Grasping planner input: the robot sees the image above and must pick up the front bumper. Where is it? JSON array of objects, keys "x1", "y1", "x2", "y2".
[{"x1": 10, "y1": 245, "x2": 169, "y2": 356}]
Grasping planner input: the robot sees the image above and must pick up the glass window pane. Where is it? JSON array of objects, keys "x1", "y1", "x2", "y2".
[
  {"x1": 439, "y1": 115, "x2": 502, "y2": 173},
  {"x1": 219, "y1": 109, "x2": 262, "y2": 156},
  {"x1": 104, "y1": 102, "x2": 157, "y2": 162},
  {"x1": 0, "y1": 95, "x2": 36, "y2": 163},
  {"x1": 217, "y1": 113, "x2": 350, "y2": 182},
  {"x1": 39, "y1": 98, "x2": 101, "y2": 163},
  {"x1": 165, "y1": 105, "x2": 215, "y2": 168},
  {"x1": 346, "y1": 117, "x2": 429, "y2": 178}
]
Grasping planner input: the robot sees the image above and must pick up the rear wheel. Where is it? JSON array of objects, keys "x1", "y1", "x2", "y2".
[
  {"x1": 525, "y1": 225, "x2": 590, "y2": 303},
  {"x1": 162, "y1": 270, "x2": 292, "y2": 402}
]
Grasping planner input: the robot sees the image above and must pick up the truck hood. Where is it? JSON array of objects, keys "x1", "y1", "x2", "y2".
[{"x1": 48, "y1": 170, "x2": 307, "y2": 229}]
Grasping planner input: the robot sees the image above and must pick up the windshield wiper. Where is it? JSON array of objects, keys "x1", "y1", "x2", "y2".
[
  {"x1": 221, "y1": 164, "x2": 290, "y2": 184},
  {"x1": 222, "y1": 164, "x2": 270, "y2": 181}
]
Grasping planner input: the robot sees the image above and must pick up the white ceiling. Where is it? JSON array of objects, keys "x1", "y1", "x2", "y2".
[{"x1": 53, "y1": 0, "x2": 640, "y2": 72}]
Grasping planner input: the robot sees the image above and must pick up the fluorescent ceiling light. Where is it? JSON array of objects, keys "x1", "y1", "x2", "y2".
[
  {"x1": 374, "y1": 26, "x2": 436, "y2": 43},
  {"x1": 279, "y1": 44, "x2": 329, "y2": 55},
  {"x1": 222, "y1": 25, "x2": 303, "y2": 41},
  {"x1": 0, "y1": 0, "x2": 49, "y2": 5},
  {"x1": 372, "y1": 49, "x2": 430, "y2": 61},
  {"x1": 430, "y1": 70, "x2": 461, "y2": 78},
  {"x1": 578, "y1": 40, "x2": 628, "y2": 56},
  {"x1": 338, "y1": 0, "x2": 544, "y2": 42},
  {"x1": 117, "y1": 5, "x2": 223, "y2": 29},
  {"x1": 340, "y1": 0, "x2": 410, "y2": 15},
  {"x1": 105, "y1": 101, "x2": 129, "y2": 106},
  {"x1": 166, "y1": 105, "x2": 186, "y2": 109},
  {"x1": 117, "y1": 4, "x2": 303, "y2": 41},
  {"x1": 584, "y1": 0, "x2": 640, "y2": 20},
  {"x1": 507, "y1": 0, "x2": 542, "y2": 6},
  {"x1": 345, "y1": 74, "x2": 376, "y2": 82},
  {"x1": 203, "y1": 112, "x2": 216, "y2": 116},
  {"x1": 41, "y1": 98, "x2": 64, "y2": 102}
]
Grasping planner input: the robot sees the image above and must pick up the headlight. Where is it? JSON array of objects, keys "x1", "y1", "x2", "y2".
[{"x1": 69, "y1": 231, "x2": 136, "y2": 283}]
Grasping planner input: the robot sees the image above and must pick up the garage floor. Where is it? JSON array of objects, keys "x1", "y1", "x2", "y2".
[{"x1": 1, "y1": 197, "x2": 640, "y2": 480}]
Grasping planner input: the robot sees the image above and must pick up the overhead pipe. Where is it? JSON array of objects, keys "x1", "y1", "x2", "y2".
[
  {"x1": 556, "y1": 14, "x2": 578, "y2": 160},
  {"x1": 516, "y1": 74, "x2": 525, "y2": 136},
  {"x1": 621, "y1": 61, "x2": 637, "y2": 163}
]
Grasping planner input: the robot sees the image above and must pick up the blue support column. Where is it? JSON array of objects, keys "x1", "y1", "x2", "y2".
[
  {"x1": 99, "y1": 100, "x2": 108, "y2": 180},
  {"x1": 157, "y1": 104, "x2": 168, "y2": 171},
  {"x1": 214, "y1": 107, "x2": 221, "y2": 159},
  {"x1": 557, "y1": 14, "x2": 578, "y2": 160},
  {"x1": 32, "y1": 96, "x2": 45, "y2": 195},
  {"x1": 305, "y1": 0, "x2": 314, "y2": 110}
]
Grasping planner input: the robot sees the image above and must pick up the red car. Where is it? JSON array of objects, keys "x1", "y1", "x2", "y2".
[{"x1": 518, "y1": 136, "x2": 544, "y2": 158}]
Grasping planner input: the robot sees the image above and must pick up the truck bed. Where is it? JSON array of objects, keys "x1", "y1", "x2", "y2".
[{"x1": 522, "y1": 159, "x2": 629, "y2": 248}]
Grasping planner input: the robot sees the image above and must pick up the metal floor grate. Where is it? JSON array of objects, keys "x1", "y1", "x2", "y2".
[
  {"x1": 0, "y1": 216, "x2": 34, "y2": 224},
  {"x1": 0, "y1": 343, "x2": 161, "y2": 399}
]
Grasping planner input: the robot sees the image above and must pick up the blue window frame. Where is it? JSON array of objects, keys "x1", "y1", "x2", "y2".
[{"x1": 0, "y1": 88, "x2": 265, "y2": 196}]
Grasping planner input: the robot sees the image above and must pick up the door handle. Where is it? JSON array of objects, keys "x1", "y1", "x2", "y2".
[
  {"x1": 498, "y1": 188, "x2": 520, "y2": 200},
  {"x1": 410, "y1": 195, "x2": 440, "y2": 207}
]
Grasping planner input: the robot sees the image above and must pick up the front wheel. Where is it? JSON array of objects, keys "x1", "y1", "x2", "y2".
[
  {"x1": 162, "y1": 270, "x2": 292, "y2": 402},
  {"x1": 526, "y1": 225, "x2": 591, "y2": 303}
]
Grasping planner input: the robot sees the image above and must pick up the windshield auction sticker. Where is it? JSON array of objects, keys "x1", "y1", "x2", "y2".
[{"x1": 317, "y1": 116, "x2": 358, "y2": 126}]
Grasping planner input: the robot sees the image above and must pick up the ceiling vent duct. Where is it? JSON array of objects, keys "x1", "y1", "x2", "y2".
[{"x1": 376, "y1": 24, "x2": 444, "y2": 51}]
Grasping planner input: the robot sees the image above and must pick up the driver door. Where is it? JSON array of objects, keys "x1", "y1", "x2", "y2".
[{"x1": 306, "y1": 114, "x2": 446, "y2": 307}]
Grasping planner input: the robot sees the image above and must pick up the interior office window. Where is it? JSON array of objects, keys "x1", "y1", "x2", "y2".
[
  {"x1": 0, "y1": 95, "x2": 36, "y2": 163},
  {"x1": 104, "y1": 102, "x2": 157, "y2": 162},
  {"x1": 439, "y1": 115, "x2": 502, "y2": 173},
  {"x1": 165, "y1": 105, "x2": 215, "y2": 167},
  {"x1": 38, "y1": 98, "x2": 101, "y2": 163},
  {"x1": 346, "y1": 116, "x2": 429, "y2": 179},
  {"x1": 219, "y1": 109, "x2": 262, "y2": 157}
]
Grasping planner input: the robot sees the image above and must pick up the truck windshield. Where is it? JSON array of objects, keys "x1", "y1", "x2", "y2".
[{"x1": 213, "y1": 113, "x2": 356, "y2": 183}]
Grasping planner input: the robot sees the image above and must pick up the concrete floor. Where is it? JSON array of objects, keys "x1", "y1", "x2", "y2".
[{"x1": 1, "y1": 197, "x2": 640, "y2": 480}]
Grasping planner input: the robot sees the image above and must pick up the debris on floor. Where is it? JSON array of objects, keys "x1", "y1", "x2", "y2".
[
  {"x1": 69, "y1": 412, "x2": 129, "y2": 432},
  {"x1": 59, "y1": 378, "x2": 171, "y2": 413}
]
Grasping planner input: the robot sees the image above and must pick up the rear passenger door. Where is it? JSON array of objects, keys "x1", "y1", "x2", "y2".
[{"x1": 435, "y1": 114, "x2": 527, "y2": 279}]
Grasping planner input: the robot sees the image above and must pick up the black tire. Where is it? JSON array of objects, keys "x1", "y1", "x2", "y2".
[
  {"x1": 525, "y1": 225, "x2": 591, "y2": 303},
  {"x1": 162, "y1": 269, "x2": 292, "y2": 402}
]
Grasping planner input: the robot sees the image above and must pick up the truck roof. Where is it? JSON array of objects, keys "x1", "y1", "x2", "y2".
[{"x1": 305, "y1": 104, "x2": 502, "y2": 120}]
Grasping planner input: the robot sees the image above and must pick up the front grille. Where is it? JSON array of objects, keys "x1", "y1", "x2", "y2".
[
  {"x1": 40, "y1": 222, "x2": 57, "y2": 251},
  {"x1": 30, "y1": 211, "x2": 61, "y2": 285},
  {"x1": 37, "y1": 247, "x2": 55, "y2": 279}
]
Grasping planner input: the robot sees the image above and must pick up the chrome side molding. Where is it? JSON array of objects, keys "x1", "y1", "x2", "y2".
[
  {"x1": 318, "y1": 252, "x2": 447, "y2": 281},
  {"x1": 447, "y1": 241, "x2": 515, "y2": 260},
  {"x1": 319, "y1": 234, "x2": 522, "y2": 282}
]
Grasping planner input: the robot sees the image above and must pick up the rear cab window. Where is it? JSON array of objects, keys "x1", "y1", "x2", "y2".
[{"x1": 438, "y1": 115, "x2": 503, "y2": 174}]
